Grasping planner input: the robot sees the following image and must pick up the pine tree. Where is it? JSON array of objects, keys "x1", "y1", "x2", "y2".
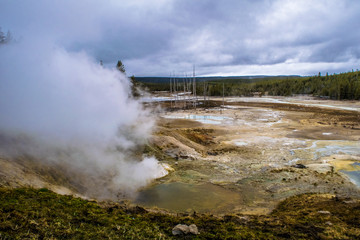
[
  {"x1": 116, "y1": 60, "x2": 126, "y2": 74},
  {"x1": 0, "y1": 27, "x2": 5, "y2": 44}
]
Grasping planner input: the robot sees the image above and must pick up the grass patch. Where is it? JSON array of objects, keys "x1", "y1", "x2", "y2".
[{"x1": 1, "y1": 188, "x2": 360, "y2": 239}]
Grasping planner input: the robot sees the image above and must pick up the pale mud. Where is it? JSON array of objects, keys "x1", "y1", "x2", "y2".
[
  {"x1": 0, "y1": 156, "x2": 83, "y2": 198},
  {"x1": 224, "y1": 96, "x2": 360, "y2": 112},
  {"x1": 137, "y1": 96, "x2": 360, "y2": 215}
]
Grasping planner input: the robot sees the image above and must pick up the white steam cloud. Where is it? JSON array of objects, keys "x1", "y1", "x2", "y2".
[{"x1": 0, "y1": 38, "x2": 166, "y2": 199}]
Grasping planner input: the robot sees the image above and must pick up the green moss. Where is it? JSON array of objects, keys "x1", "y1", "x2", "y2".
[
  {"x1": 180, "y1": 128, "x2": 215, "y2": 146},
  {"x1": 0, "y1": 188, "x2": 360, "y2": 239}
]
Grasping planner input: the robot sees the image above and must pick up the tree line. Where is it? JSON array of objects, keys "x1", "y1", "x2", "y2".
[
  {"x1": 136, "y1": 70, "x2": 360, "y2": 100},
  {"x1": 249, "y1": 71, "x2": 360, "y2": 100}
]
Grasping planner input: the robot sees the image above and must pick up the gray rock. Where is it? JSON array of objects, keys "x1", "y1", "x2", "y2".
[
  {"x1": 172, "y1": 224, "x2": 199, "y2": 235},
  {"x1": 172, "y1": 224, "x2": 190, "y2": 236},
  {"x1": 292, "y1": 163, "x2": 307, "y2": 169},
  {"x1": 317, "y1": 210, "x2": 331, "y2": 215},
  {"x1": 189, "y1": 224, "x2": 199, "y2": 235}
]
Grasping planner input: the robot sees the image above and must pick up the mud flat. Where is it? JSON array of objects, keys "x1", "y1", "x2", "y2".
[{"x1": 137, "y1": 96, "x2": 360, "y2": 214}]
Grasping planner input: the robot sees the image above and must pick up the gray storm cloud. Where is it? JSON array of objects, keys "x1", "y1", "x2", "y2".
[
  {"x1": 1, "y1": 0, "x2": 360, "y2": 76},
  {"x1": 0, "y1": 37, "x2": 166, "y2": 199}
]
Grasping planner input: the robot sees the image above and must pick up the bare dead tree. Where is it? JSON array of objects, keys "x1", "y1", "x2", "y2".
[
  {"x1": 170, "y1": 73, "x2": 173, "y2": 108},
  {"x1": 193, "y1": 65, "x2": 196, "y2": 108}
]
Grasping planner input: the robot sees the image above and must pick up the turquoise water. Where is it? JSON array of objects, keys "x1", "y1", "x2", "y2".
[
  {"x1": 341, "y1": 162, "x2": 360, "y2": 187},
  {"x1": 314, "y1": 142, "x2": 360, "y2": 158}
]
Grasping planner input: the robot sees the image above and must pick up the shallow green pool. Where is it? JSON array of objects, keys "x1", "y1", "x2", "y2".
[{"x1": 135, "y1": 182, "x2": 242, "y2": 213}]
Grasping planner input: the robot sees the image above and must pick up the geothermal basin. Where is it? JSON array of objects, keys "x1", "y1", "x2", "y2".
[{"x1": 136, "y1": 96, "x2": 360, "y2": 214}]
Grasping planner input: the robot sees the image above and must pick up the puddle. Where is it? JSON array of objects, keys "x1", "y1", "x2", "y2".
[
  {"x1": 141, "y1": 93, "x2": 194, "y2": 102},
  {"x1": 228, "y1": 97, "x2": 360, "y2": 112},
  {"x1": 332, "y1": 161, "x2": 360, "y2": 188},
  {"x1": 313, "y1": 141, "x2": 360, "y2": 158},
  {"x1": 294, "y1": 140, "x2": 360, "y2": 188},
  {"x1": 341, "y1": 170, "x2": 360, "y2": 187},
  {"x1": 135, "y1": 182, "x2": 242, "y2": 213},
  {"x1": 163, "y1": 114, "x2": 232, "y2": 125},
  {"x1": 141, "y1": 97, "x2": 172, "y2": 102},
  {"x1": 228, "y1": 97, "x2": 284, "y2": 104},
  {"x1": 224, "y1": 105, "x2": 249, "y2": 109},
  {"x1": 300, "y1": 103, "x2": 360, "y2": 112},
  {"x1": 234, "y1": 141, "x2": 248, "y2": 146},
  {"x1": 291, "y1": 140, "x2": 360, "y2": 161}
]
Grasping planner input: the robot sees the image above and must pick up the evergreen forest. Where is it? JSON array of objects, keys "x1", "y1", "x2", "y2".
[{"x1": 136, "y1": 70, "x2": 360, "y2": 100}]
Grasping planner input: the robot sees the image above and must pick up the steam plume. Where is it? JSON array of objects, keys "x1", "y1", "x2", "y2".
[{"x1": 0, "y1": 38, "x2": 166, "y2": 199}]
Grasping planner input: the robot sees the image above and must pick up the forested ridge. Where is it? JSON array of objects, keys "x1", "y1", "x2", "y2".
[
  {"x1": 251, "y1": 71, "x2": 360, "y2": 100},
  {"x1": 136, "y1": 70, "x2": 360, "y2": 100}
]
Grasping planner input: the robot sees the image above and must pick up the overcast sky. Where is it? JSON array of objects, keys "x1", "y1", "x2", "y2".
[{"x1": 1, "y1": 0, "x2": 360, "y2": 76}]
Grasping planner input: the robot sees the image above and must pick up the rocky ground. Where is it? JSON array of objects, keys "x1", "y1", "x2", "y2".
[
  {"x1": 1, "y1": 95, "x2": 360, "y2": 216},
  {"x1": 138, "y1": 96, "x2": 360, "y2": 214}
]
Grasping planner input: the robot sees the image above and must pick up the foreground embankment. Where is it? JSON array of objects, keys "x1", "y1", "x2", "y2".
[{"x1": 1, "y1": 187, "x2": 360, "y2": 239}]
